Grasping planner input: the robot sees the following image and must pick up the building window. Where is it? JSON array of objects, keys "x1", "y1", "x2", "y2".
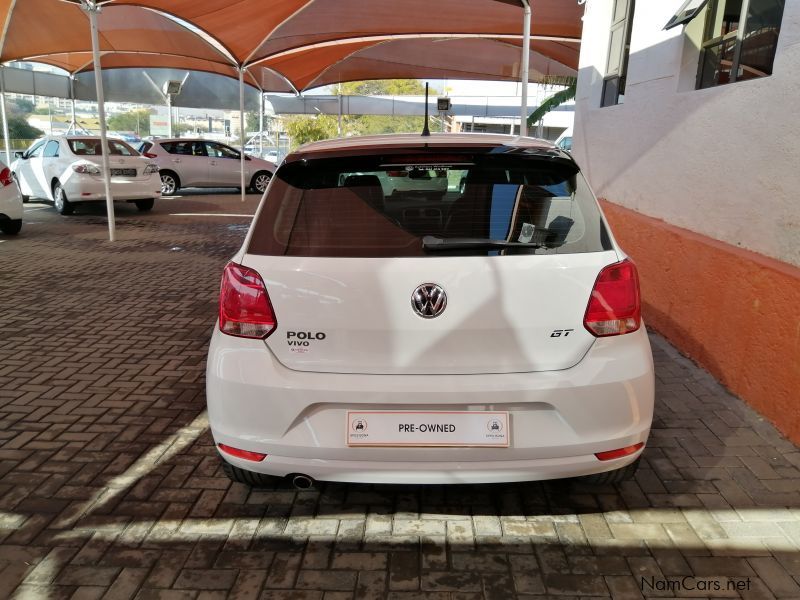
[
  {"x1": 696, "y1": 0, "x2": 784, "y2": 88},
  {"x1": 602, "y1": 0, "x2": 635, "y2": 107}
]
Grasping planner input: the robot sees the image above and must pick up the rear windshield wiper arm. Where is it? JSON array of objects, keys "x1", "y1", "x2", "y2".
[{"x1": 422, "y1": 236, "x2": 547, "y2": 251}]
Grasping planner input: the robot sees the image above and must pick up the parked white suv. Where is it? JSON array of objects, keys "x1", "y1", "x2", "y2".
[
  {"x1": 206, "y1": 133, "x2": 654, "y2": 488},
  {"x1": 139, "y1": 138, "x2": 276, "y2": 195}
]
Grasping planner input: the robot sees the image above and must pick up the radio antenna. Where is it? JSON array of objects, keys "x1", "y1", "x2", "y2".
[{"x1": 421, "y1": 82, "x2": 431, "y2": 137}]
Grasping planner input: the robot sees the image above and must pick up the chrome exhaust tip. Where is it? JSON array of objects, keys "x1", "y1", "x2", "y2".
[{"x1": 291, "y1": 474, "x2": 314, "y2": 490}]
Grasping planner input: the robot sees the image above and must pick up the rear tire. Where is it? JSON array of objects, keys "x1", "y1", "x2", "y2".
[
  {"x1": 160, "y1": 171, "x2": 180, "y2": 195},
  {"x1": 221, "y1": 459, "x2": 281, "y2": 488},
  {"x1": 135, "y1": 198, "x2": 155, "y2": 212},
  {"x1": 53, "y1": 182, "x2": 73, "y2": 215},
  {"x1": 581, "y1": 457, "x2": 641, "y2": 485},
  {"x1": 0, "y1": 219, "x2": 22, "y2": 235}
]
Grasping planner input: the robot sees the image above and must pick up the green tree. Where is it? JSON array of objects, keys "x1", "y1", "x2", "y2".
[
  {"x1": 282, "y1": 80, "x2": 441, "y2": 148},
  {"x1": 341, "y1": 80, "x2": 437, "y2": 136},
  {"x1": 283, "y1": 114, "x2": 339, "y2": 148},
  {"x1": 1, "y1": 117, "x2": 43, "y2": 140},
  {"x1": 246, "y1": 111, "x2": 260, "y2": 134},
  {"x1": 107, "y1": 108, "x2": 154, "y2": 136},
  {"x1": 7, "y1": 98, "x2": 34, "y2": 116}
]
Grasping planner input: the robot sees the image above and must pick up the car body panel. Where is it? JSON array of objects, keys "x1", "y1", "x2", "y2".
[
  {"x1": 207, "y1": 325, "x2": 653, "y2": 483},
  {"x1": 244, "y1": 252, "x2": 619, "y2": 375}
]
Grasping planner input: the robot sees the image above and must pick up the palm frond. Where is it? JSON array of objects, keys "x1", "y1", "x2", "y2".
[{"x1": 527, "y1": 80, "x2": 577, "y2": 127}]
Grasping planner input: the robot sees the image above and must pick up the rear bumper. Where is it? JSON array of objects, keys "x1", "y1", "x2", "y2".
[
  {"x1": 64, "y1": 177, "x2": 161, "y2": 202},
  {"x1": 206, "y1": 326, "x2": 655, "y2": 484}
]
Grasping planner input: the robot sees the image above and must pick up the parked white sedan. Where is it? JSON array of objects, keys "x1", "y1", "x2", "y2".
[
  {"x1": 0, "y1": 160, "x2": 23, "y2": 235},
  {"x1": 12, "y1": 136, "x2": 161, "y2": 215}
]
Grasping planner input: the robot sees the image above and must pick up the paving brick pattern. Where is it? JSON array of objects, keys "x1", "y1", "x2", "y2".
[{"x1": 1, "y1": 195, "x2": 799, "y2": 599}]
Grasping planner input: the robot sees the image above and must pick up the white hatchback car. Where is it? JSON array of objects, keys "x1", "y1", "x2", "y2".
[
  {"x1": 206, "y1": 133, "x2": 654, "y2": 488},
  {"x1": 138, "y1": 138, "x2": 276, "y2": 195},
  {"x1": 12, "y1": 136, "x2": 161, "y2": 215},
  {"x1": 0, "y1": 160, "x2": 23, "y2": 235}
]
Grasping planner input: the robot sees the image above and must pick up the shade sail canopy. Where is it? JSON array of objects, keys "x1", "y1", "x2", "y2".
[
  {"x1": 1, "y1": 0, "x2": 231, "y2": 66},
  {"x1": 101, "y1": 0, "x2": 582, "y2": 66},
  {"x1": 1, "y1": 0, "x2": 582, "y2": 93},
  {"x1": 253, "y1": 37, "x2": 578, "y2": 92}
]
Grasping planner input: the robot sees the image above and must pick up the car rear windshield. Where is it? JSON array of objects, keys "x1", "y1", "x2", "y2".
[
  {"x1": 68, "y1": 139, "x2": 138, "y2": 156},
  {"x1": 248, "y1": 151, "x2": 612, "y2": 258}
]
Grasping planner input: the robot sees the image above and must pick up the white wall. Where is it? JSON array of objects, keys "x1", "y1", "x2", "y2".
[{"x1": 573, "y1": 0, "x2": 800, "y2": 267}]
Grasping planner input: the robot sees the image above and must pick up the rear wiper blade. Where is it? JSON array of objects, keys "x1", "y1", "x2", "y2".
[{"x1": 422, "y1": 236, "x2": 546, "y2": 251}]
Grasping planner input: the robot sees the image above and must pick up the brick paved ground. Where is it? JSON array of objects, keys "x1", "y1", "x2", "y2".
[{"x1": 1, "y1": 194, "x2": 799, "y2": 600}]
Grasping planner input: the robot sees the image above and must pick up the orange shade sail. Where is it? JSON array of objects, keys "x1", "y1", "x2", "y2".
[{"x1": 1, "y1": 0, "x2": 582, "y2": 92}]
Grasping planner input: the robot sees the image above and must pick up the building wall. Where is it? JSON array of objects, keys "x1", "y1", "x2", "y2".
[
  {"x1": 575, "y1": 0, "x2": 800, "y2": 267},
  {"x1": 574, "y1": 0, "x2": 800, "y2": 443}
]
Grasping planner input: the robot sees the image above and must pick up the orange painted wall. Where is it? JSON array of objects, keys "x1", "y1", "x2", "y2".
[{"x1": 600, "y1": 200, "x2": 800, "y2": 444}]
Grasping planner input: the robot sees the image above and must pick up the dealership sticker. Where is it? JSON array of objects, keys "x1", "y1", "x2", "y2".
[{"x1": 346, "y1": 411, "x2": 509, "y2": 447}]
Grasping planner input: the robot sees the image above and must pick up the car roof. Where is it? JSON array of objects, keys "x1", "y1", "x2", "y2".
[
  {"x1": 288, "y1": 133, "x2": 568, "y2": 161},
  {"x1": 64, "y1": 136, "x2": 128, "y2": 142},
  {"x1": 152, "y1": 138, "x2": 217, "y2": 143}
]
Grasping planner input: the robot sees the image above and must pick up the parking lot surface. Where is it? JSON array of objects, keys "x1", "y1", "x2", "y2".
[{"x1": 1, "y1": 194, "x2": 799, "y2": 599}]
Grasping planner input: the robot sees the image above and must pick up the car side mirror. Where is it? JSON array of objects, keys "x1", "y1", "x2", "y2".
[{"x1": 14, "y1": 151, "x2": 24, "y2": 159}]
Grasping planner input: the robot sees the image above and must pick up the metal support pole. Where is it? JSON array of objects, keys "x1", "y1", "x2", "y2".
[
  {"x1": 167, "y1": 94, "x2": 173, "y2": 137},
  {"x1": 0, "y1": 67, "x2": 12, "y2": 165},
  {"x1": 259, "y1": 92, "x2": 264, "y2": 156},
  {"x1": 239, "y1": 67, "x2": 246, "y2": 202},
  {"x1": 519, "y1": 0, "x2": 531, "y2": 137},
  {"x1": 338, "y1": 84, "x2": 343, "y2": 137},
  {"x1": 85, "y1": 1, "x2": 116, "y2": 242}
]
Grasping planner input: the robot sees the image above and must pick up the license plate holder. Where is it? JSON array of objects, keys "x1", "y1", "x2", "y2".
[
  {"x1": 346, "y1": 411, "x2": 509, "y2": 447},
  {"x1": 111, "y1": 168, "x2": 136, "y2": 177}
]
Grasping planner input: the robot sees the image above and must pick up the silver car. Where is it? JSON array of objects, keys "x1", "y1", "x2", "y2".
[{"x1": 139, "y1": 138, "x2": 276, "y2": 195}]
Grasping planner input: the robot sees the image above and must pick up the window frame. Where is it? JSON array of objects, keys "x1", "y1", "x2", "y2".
[
  {"x1": 602, "y1": 0, "x2": 636, "y2": 107},
  {"x1": 664, "y1": 0, "x2": 712, "y2": 30},
  {"x1": 43, "y1": 140, "x2": 60, "y2": 158},
  {"x1": 26, "y1": 140, "x2": 45, "y2": 158},
  {"x1": 205, "y1": 142, "x2": 240, "y2": 160},
  {"x1": 696, "y1": 0, "x2": 784, "y2": 89}
]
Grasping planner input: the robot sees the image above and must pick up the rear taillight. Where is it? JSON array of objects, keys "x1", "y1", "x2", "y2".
[
  {"x1": 0, "y1": 167, "x2": 13, "y2": 187},
  {"x1": 583, "y1": 259, "x2": 641, "y2": 337},
  {"x1": 218, "y1": 443, "x2": 267, "y2": 461},
  {"x1": 72, "y1": 163, "x2": 101, "y2": 175},
  {"x1": 595, "y1": 442, "x2": 644, "y2": 461},
  {"x1": 218, "y1": 262, "x2": 276, "y2": 339},
  {"x1": 143, "y1": 152, "x2": 158, "y2": 158}
]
